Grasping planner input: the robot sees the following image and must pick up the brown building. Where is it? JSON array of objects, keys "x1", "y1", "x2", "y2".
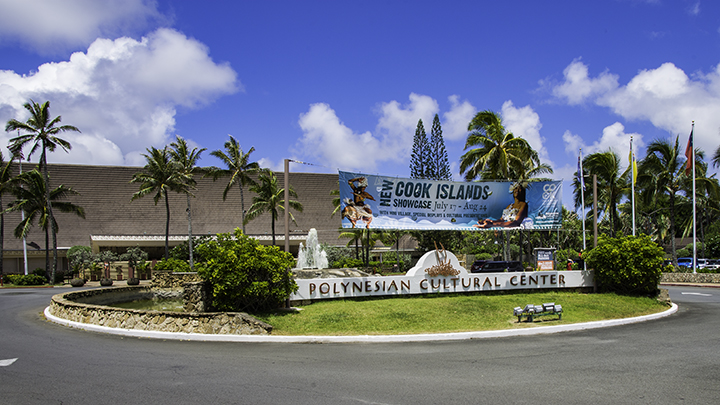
[{"x1": 1, "y1": 163, "x2": 348, "y2": 274}]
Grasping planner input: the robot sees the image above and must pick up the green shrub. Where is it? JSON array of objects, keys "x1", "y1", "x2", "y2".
[
  {"x1": 332, "y1": 258, "x2": 364, "y2": 268},
  {"x1": 585, "y1": 234, "x2": 663, "y2": 296},
  {"x1": 7, "y1": 274, "x2": 47, "y2": 286},
  {"x1": 153, "y1": 258, "x2": 190, "y2": 272},
  {"x1": 195, "y1": 228, "x2": 297, "y2": 312}
]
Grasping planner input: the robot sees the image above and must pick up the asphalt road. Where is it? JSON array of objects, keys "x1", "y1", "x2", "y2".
[{"x1": 1, "y1": 286, "x2": 719, "y2": 405}]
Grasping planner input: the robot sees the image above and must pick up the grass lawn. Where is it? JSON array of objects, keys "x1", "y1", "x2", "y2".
[{"x1": 254, "y1": 292, "x2": 669, "y2": 336}]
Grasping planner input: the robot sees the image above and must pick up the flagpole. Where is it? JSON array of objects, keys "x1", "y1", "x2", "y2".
[
  {"x1": 579, "y1": 149, "x2": 587, "y2": 270},
  {"x1": 691, "y1": 122, "x2": 696, "y2": 274},
  {"x1": 630, "y1": 135, "x2": 636, "y2": 236}
]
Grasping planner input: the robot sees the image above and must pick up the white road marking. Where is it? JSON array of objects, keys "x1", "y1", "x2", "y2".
[
  {"x1": 681, "y1": 292, "x2": 712, "y2": 297},
  {"x1": 0, "y1": 358, "x2": 18, "y2": 366}
]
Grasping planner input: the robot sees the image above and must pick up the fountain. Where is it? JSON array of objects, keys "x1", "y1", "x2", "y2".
[{"x1": 296, "y1": 228, "x2": 328, "y2": 269}]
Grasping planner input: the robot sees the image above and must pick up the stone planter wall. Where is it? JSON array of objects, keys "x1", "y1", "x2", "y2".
[
  {"x1": 49, "y1": 286, "x2": 272, "y2": 335},
  {"x1": 151, "y1": 271, "x2": 202, "y2": 288},
  {"x1": 661, "y1": 272, "x2": 720, "y2": 284}
]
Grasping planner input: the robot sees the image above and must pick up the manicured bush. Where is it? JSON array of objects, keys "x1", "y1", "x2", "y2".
[
  {"x1": 195, "y1": 228, "x2": 297, "y2": 312},
  {"x1": 7, "y1": 274, "x2": 47, "y2": 286},
  {"x1": 585, "y1": 234, "x2": 663, "y2": 296},
  {"x1": 153, "y1": 258, "x2": 190, "y2": 273}
]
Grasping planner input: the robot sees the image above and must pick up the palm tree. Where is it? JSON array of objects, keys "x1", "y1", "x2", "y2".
[
  {"x1": 244, "y1": 170, "x2": 303, "y2": 246},
  {"x1": 0, "y1": 152, "x2": 16, "y2": 278},
  {"x1": 712, "y1": 145, "x2": 720, "y2": 169},
  {"x1": 5, "y1": 169, "x2": 85, "y2": 281},
  {"x1": 459, "y1": 110, "x2": 537, "y2": 181},
  {"x1": 6, "y1": 100, "x2": 79, "y2": 282},
  {"x1": 131, "y1": 146, "x2": 187, "y2": 260},
  {"x1": 209, "y1": 136, "x2": 260, "y2": 233},
  {"x1": 637, "y1": 137, "x2": 692, "y2": 264},
  {"x1": 169, "y1": 136, "x2": 207, "y2": 270},
  {"x1": 575, "y1": 149, "x2": 626, "y2": 238}
]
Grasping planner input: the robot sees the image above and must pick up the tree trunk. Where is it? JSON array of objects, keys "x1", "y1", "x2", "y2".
[
  {"x1": 240, "y1": 184, "x2": 246, "y2": 234},
  {"x1": 0, "y1": 193, "x2": 3, "y2": 278},
  {"x1": 187, "y1": 193, "x2": 194, "y2": 270},
  {"x1": 42, "y1": 148, "x2": 58, "y2": 284},
  {"x1": 164, "y1": 192, "x2": 170, "y2": 260},
  {"x1": 271, "y1": 215, "x2": 276, "y2": 246},
  {"x1": 670, "y1": 192, "x2": 677, "y2": 266}
]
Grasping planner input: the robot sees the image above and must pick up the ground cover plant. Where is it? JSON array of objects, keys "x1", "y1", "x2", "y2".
[{"x1": 253, "y1": 291, "x2": 668, "y2": 336}]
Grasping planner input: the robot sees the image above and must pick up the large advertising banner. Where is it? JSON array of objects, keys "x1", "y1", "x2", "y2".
[{"x1": 339, "y1": 171, "x2": 562, "y2": 230}]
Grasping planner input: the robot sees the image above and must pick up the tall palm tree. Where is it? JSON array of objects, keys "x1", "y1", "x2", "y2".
[
  {"x1": 209, "y1": 135, "x2": 260, "y2": 233},
  {"x1": 712, "y1": 145, "x2": 720, "y2": 169},
  {"x1": 459, "y1": 110, "x2": 537, "y2": 181},
  {"x1": 244, "y1": 170, "x2": 303, "y2": 246},
  {"x1": 5, "y1": 169, "x2": 85, "y2": 281},
  {"x1": 575, "y1": 149, "x2": 626, "y2": 238},
  {"x1": 131, "y1": 146, "x2": 187, "y2": 260},
  {"x1": 637, "y1": 137, "x2": 692, "y2": 264},
  {"x1": 169, "y1": 136, "x2": 207, "y2": 270},
  {"x1": 6, "y1": 100, "x2": 79, "y2": 282},
  {"x1": 0, "y1": 151, "x2": 16, "y2": 278}
]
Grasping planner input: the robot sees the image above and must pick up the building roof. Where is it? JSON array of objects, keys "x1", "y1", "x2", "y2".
[{"x1": 2, "y1": 163, "x2": 345, "y2": 254}]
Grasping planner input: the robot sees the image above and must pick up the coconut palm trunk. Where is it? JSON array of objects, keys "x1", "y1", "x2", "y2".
[{"x1": 187, "y1": 193, "x2": 194, "y2": 270}]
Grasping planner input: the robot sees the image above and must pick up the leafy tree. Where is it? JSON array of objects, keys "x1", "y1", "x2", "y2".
[
  {"x1": 410, "y1": 119, "x2": 430, "y2": 179},
  {"x1": 5, "y1": 169, "x2": 85, "y2": 281},
  {"x1": 95, "y1": 250, "x2": 118, "y2": 279},
  {"x1": 575, "y1": 149, "x2": 626, "y2": 238},
  {"x1": 585, "y1": 234, "x2": 663, "y2": 296},
  {"x1": 130, "y1": 146, "x2": 187, "y2": 260},
  {"x1": 245, "y1": 170, "x2": 303, "y2": 246},
  {"x1": 170, "y1": 235, "x2": 213, "y2": 263},
  {"x1": 638, "y1": 137, "x2": 701, "y2": 264},
  {"x1": 429, "y1": 114, "x2": 452, "y2": 180},
  {"x1": 195, "y1": 228, "x2": 297, "y2": 312},
  {"x1": 66, "y1": 245, "x2": 93, "y2": 278},
  {"x1": 0, "y1": 151, "x2": 16, "y2": 278},
  {"x1": 6, "y1": 100, "x2": 79, "y2": 283},
  {"x1": 209, "y1": 135, "x2": 260, "y2": 233},
  {"x1": 120, "y1": 246, "x2": 149, "y2": 279},
  {"x1": 169, "y1": 136, "x2": 207, "y2": 270},
  {"x1": 459, "y1": 110, "x2": 537, "y2": 181}
]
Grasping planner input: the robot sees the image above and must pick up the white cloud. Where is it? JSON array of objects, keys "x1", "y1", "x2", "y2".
[
  {"x1": 553, "y1": 59, "x2": 720, "y2": 158},
  {"x1": 0, "y1": 0, "x2": 165, "y2": 53},
  {"x1": 296, "y1": 93, "x2": 479, "y2": 174},
  {"x1": 297, "y1": 103, "x2": 382, "y2": 172},
  {"x1": 501, "y1": 101, "x2": 547, "y2": 159},
  {"x1": 552, "y1": 59, "x2": 619, "y2": 105},
  {"x1": 442, "y1": 95, "x2": 476, "y2": 141},
  {"x1": 0, "y1": 28, "x2": 239, "y2": 166},
  {"x1": 562, "y1": 122, "x2": 643, "y2": 170}
]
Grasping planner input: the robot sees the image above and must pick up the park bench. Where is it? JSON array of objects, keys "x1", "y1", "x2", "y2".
[{"x1": 513, "y1": 302, "x2": 562, "y2": 322}]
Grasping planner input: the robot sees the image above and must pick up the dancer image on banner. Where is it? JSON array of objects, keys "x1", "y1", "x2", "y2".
[
  {"x1": 474, "y1": 182, "x2": 528, "y2": 228},
  {"x1": 342, "y1": 177, "x2": 376, "y2": 228}
]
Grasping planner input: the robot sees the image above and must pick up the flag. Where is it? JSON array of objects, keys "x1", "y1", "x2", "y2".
[
  {"x1": 577, "y1": 155, "x2": 584, "y2": 190},
  {"x1": 685, "y1": 128, "x2": 694, "y2": 175},
  {"x1": 629, "y1": 138, "x2": 637, "y2": 185}
]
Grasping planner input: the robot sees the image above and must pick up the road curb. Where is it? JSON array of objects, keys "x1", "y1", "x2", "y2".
[{"x1": 44, "y1": 303, "x2": 678, "y2": 343}]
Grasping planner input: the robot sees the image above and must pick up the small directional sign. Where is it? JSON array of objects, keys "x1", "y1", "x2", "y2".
[{"x1": 0, "y1": 358, "x2": 18, "y2": 367}]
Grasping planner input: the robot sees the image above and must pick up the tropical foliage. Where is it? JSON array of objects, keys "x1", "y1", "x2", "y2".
[
  {"x1": 209, "y1": 135, "x2": 260, "y2": 233},
  {"x1": 6, "y1": 100, "x2": 79, "y2": 282},
  {"x1": 245, "y1": 170, "x2": 303, "y2": 246},
  {"x1": 195, "y1": 228, "x2": 297, "y2": 312},
  {"x1": 130, "y1": 146, "x2": 187, "y2": 260},
  {"x1": 5, "y1": 169, "x2": 85, "y2": 280}
]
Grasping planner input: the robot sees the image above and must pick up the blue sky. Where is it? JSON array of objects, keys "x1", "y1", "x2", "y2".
[{"x1": 1, "y1": 0, "x2": 719, "y2": 209}]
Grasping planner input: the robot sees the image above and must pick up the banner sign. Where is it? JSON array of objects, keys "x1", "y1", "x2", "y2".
[{"x1": 338, "y1": 171, "x2": 562, "y2": 230}]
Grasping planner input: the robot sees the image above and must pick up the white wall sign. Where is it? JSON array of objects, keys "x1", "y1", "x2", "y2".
[{"x1": 291, "y1": 250, "x2": 594, "y2": 301}]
